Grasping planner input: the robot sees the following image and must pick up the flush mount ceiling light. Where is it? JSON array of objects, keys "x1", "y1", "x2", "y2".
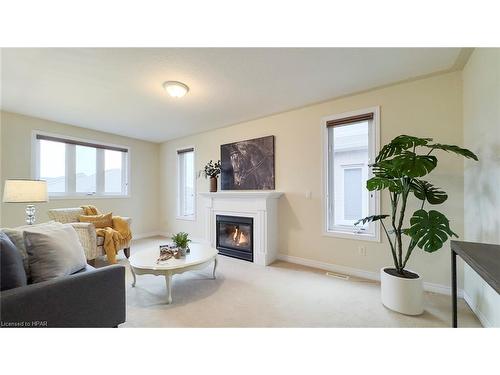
[{"x1": 162, "y1": 81, "x2": 189, "y2": 98}]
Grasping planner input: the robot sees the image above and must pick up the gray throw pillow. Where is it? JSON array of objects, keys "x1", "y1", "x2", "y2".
[
  {"x1": 2, "y1": 221, "x2": 62, "y2": 279},
  {"x1": 0, "y1": 232, "x2": 28, "y2": 291},
  {"x1": 23, "y1": 224, "x2": 87, "y2": 283}
]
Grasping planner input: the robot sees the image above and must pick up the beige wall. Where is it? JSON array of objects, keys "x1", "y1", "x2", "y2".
[
  {"x1": 0, "y1": 111, "x2": 2, "y2": 226},
  {"x1": 160, "y1": 71, "x2": 465, "y2": 287},
  {"x1": 0, "y1": 111, "x2": 161, "y2": 236},
  {"x1": 463, "y1": 48, "x2": 500, "y2": 327}
]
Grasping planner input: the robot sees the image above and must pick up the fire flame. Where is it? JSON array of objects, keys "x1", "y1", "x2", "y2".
[{"x1": 232, "y1": 226, "x2": 249, "y2": 246}]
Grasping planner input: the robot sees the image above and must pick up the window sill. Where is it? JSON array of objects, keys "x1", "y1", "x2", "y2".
[
  {"x1": 176, "y1": 215, "x2": 196, "y2": 221},
  {"x1": 48, "y1": 194, "x2": 130, "y2": 200},
  {"x1": 323, "y1": 229, "x2": 380, "y2": 242}
]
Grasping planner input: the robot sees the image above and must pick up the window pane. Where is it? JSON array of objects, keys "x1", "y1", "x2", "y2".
[
  {"x1": 179, "y1": 150, "x2": 195, "y2": 217},
  {"x1": 40, "y1": 140, "x2": 66, "y2": 193},
  {"x1": 76, "y1": 145, "x2": 96, "y2": 193},
  {"x1": 344, "y1": 168, "x2": 362, "y2": 220},
  {"x1": 330, "y1": 121, "x2": 369, "y2": 228},
  {"x1": 105, "y1": 150, "x2": 123, "y2": 193},
  {"x1": 183, "y1": 151, "x2": 194, "y2": 215}
]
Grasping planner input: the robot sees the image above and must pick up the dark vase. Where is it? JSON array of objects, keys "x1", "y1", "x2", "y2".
[{"x1": 210, "y1": 177, "x2": 218, "y2": 192}]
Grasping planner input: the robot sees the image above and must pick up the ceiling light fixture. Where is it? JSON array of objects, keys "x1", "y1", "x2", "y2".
[{"x1": 162, "y1": 81, "x2": 189, "y2": 98}]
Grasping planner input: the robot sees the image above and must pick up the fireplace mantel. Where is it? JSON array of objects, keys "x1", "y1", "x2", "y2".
[
  {"x1": 199, "y1": 191, "x2": 283, "y2": 265},
  {"x1": 199, "y1": 191, "x2": 283, "y2": 199}
]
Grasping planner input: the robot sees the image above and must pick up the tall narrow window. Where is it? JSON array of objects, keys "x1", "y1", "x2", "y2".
[
  {"x1": 177, "y1": 148, "x2": 195, "y2": 219},
  {"x1": 323, "y1": 108, "x2": 379, "y2": 240},
  {"x1": 34, "y1": 133, "x2": 129, "y2": 197}
]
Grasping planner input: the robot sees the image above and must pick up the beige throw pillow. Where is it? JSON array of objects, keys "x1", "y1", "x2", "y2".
[
  {"x1": 78, "y1": 212, "x2": 113, "y2": 228},
  {"x1": 23, "y1": 224, "x2": 87, "y2": 283}
]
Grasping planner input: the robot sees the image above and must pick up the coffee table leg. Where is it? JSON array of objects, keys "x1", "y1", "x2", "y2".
[
  {"x1": 165, "y1": 273, "x2": 173, "y2": 304},
  {"x1": 131, "y1": 266, "x2": 137, "y2": 287},
  {"x1": 212, "y1": 256, "x2": 218, "y2": 280}
]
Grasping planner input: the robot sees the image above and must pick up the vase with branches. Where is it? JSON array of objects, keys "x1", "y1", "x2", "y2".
[
  {"x1": 355, "y1": 135, "x2": 477, "y2": 314},
  {"x1": 200, "y1": 160, "x2": 221, "y2": 192}
]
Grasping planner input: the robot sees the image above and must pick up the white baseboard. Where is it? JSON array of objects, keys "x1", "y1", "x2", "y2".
[
  {"x1": 277, "y1": 254, "x2": 464, "y2": 297},
  {"x1": 133, "y1": 231, "x2": 168, "y2": 240},
  {"x1": 277, "y1": 254, "x2": 380, "y2": 281},
  {"x1": 423, "y1": 281, "x2": 463, "y2": 298},
  {"x1": 463, "y1": 291, "x2": 491, "y2": 328}
]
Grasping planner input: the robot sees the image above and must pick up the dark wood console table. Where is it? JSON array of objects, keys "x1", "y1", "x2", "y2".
[{"x1": 451, "y1": 240, "x2": 500, "y2": 327}]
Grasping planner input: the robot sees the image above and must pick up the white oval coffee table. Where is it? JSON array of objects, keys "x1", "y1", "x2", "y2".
[{"x1": 129, "y1": 243, "x2": 218, "y2": 304}]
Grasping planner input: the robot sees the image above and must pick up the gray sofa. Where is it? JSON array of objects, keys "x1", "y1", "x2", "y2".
[
  {"x1": 1, "y1": 264, "x2": 126, "y2": 328},
  {"x1": 0, "y1": 227, "x2": 126, "y2": 328}
]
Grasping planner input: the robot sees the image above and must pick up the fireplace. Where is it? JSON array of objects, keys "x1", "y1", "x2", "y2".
[
  {"x1": 216, "y1": 215, "x2": 253, "y2": 262},
  {"x1": 200, "y1": 191, "x2": 283, "y2": 265}
]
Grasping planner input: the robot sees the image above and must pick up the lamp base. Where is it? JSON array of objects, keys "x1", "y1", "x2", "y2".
[{"x1": 26, "y1": 204, "x2": 36, "y2": 225}]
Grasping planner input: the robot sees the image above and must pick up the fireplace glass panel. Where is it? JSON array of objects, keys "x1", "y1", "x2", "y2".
[
  {"x1": 216, "y1": 215, "x2": 253, "y2": 262},
  {"x1": 218, "y1": 223, "x2": 252, "y2": 251}
]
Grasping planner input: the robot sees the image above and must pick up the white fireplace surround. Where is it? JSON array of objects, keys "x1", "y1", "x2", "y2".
[{"x1": 199, "y1": 191, "x2": 283, "y2": 266}]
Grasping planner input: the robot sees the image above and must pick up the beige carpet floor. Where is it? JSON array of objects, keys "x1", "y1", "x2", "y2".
[{"x1": 100, "y1": 236, "x2": 481, "y2": 327}]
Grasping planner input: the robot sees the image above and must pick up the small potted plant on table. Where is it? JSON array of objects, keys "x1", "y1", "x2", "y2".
[
  {"x1": 356, "y1": 135, "x2": 477, "y2": 315},
  {"x1": 171, "y1": 232, "x2": 191, "y2": 257},
  {"x1": 201, "y1": 160, "x2": 221, "y2": 192}
]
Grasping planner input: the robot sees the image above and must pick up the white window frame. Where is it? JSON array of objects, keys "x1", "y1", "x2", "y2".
[
  {"x1": 321, "y1": 106, "x2": 381, "y2": 242},
  {"x1": 176, "y1": 146, "x2": 196, "y2": 221},
  {"x1": 31, "y1": 130, "x2": 131, "y2": 199}
]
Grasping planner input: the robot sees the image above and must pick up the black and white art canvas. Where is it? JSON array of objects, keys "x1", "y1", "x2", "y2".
[{"x1": 221, "y1": 135, "x2": 275, "y2": 190}]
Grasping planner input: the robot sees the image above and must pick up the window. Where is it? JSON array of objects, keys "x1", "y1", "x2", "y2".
[
  {"x1": 177, "y1": 147, "x2": 195, "y2": 219},
  {"x1": 34, "y1": 133, "x2": 129, "y2": 197},
  {"x1": 323, "y1": 107, "x2": 379, "y2": 241}
]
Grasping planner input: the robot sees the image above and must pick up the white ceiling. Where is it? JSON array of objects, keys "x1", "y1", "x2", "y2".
[{"x1": 1, "y1": 48, "x2": 461, "y2": 143}]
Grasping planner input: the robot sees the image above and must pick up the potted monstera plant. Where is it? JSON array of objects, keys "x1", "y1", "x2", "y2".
[{"x1": 355, "y1": 135, "x2": 477, "y2": 315}]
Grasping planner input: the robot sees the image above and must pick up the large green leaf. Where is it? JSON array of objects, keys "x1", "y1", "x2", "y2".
[
  {"x1": 425, "y1": 144, "x2": 478, "y2": 161},
  {"x1": 367, "y1": 177, "x2": 396, "y2": 191},
  {"x1": 354, "y1": 215, "x2": 389, "y2": 226},
  {"x1": 391, "y1": 151, "x2": 437, "y2": 177},
  {"x1": 410, "y1": 180, "x2": 448, "y2": 204},
  {"x1": 406, "y1": 209, "x2": 458, "y2": 252},
  {"x1": 376, "y1": 135, "x2": 433, "y2": 162},
  {"x1": 371, "y1": 159, "x2": 404, "y2": 179},
  {"x1": 367, "y1": 176, "x2": 403, "y2": 193}
]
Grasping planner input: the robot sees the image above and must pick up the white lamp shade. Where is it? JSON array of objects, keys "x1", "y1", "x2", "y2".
[{"x1": 3, "y1": 179, "x2": 48, "y2": 203}]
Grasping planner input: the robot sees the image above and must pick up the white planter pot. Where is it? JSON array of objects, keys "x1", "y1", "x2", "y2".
[{"x1": 380, "y1": 267, "x2": 424, "y2": 315}]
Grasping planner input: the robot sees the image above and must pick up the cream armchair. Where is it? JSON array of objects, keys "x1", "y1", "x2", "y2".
[{"x1": 47, "y1": 207, "x2": 131, "y2": 265}]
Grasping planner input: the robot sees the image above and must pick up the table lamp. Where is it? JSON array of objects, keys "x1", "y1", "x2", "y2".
[{"x1": 3, "y1": 179, "x2": 49, "y2": 225}]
